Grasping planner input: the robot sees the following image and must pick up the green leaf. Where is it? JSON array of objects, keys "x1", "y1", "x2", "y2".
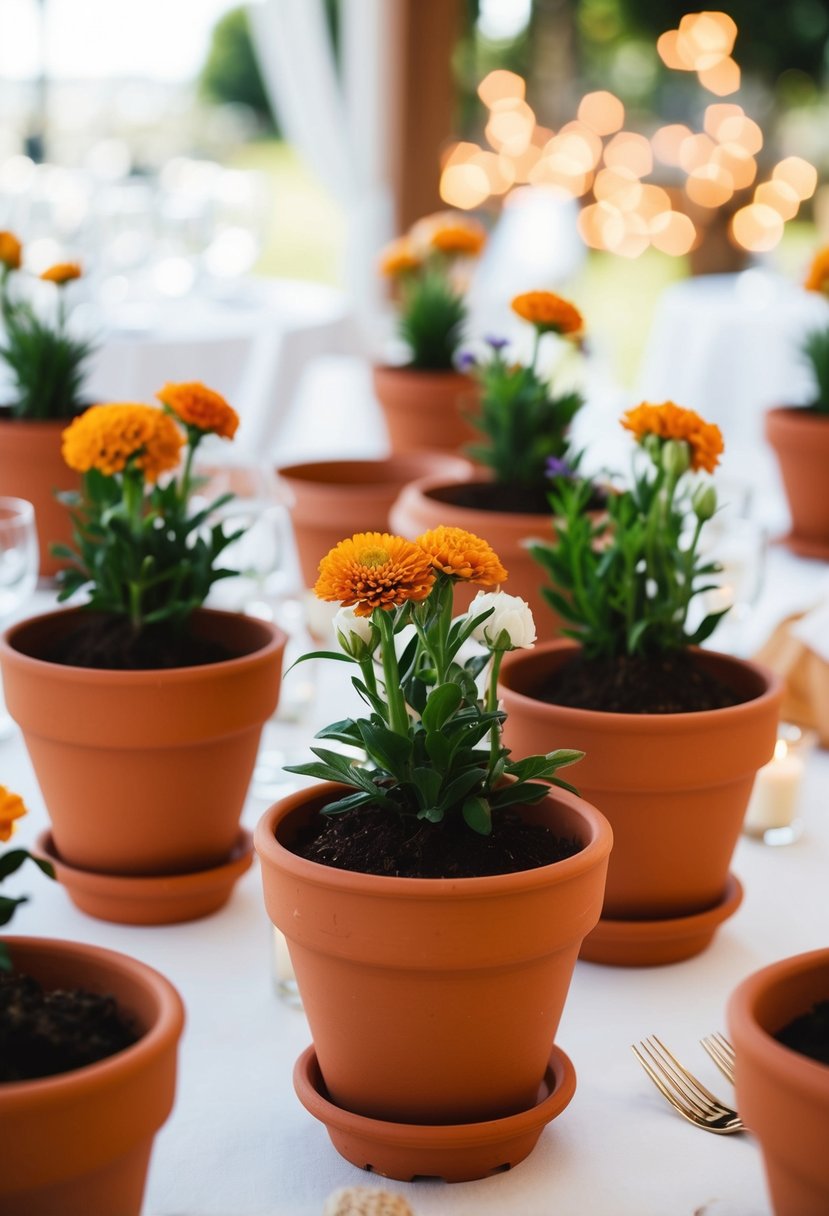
[
  {"x1": 421, "y1": 682, "x2": 463, "y2": 733},
  {"x1": 412, "y1": 766, "x2": 442, "y2": 809},
  {"x1": 462, "y1": 797, "x2": 492, "y2": 836},
  {"x1": 0, "y1": 893, "x2": 27, "y2": 926},
  {"x1": 357, "y1": 721, "x2": 411, "y2": 776},
  {"x1": 0, "y1": 848, "x2": 37, "y2": 880}
]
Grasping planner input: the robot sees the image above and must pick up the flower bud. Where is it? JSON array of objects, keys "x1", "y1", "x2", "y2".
[
  {"x1": 470, "y1": 591, "x2": 536, "y2": 651},
  {"x1": 692, "y1": 483, "x2": 717, "y2": 521},
  {"x1": 661, "y1": 438, "x2": 690, "y2": 476},
  {"x1": 334, "y1": 606, "x2": 375, "y2": 659}
]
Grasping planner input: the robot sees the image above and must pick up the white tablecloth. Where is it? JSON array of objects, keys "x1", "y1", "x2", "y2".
[
  {"x1": 637, "y1": 271, "x2": 829, "y2": 498},
  {"x1": 83, "y1": 278, "x2": 359, "y2": 459},
  {"x1": 4, "y1": 537, "x2": 829, "y2": 1216}
]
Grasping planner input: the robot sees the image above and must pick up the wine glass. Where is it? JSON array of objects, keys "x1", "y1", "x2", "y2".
[{"x1": 0, "y1": 498, "x2": 39, "y2": 738}]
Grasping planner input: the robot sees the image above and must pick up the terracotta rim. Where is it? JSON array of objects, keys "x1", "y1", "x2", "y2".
[
  {"x1": 293, "y1": 1042, "x2": 576, "y2": 1144},
  {"x1": 255, "y1": 781, "x2": 613, "y2": 900},
  {"x1": 278, "y1": 454, "x2": 472, "y2": 492},
  {"x1": 0, "y1": 606, "x2": 285, "y2": 683},
  {"x1": 779, "y1": 531, "x2": 829, "y2": 561},
  {"x1": 580, "y1": 874, "x2": 743, "y2": 966},
  {"x1": 0, "y1": 936, "x2": 184, "y2": 1105},
  {"x1": 499, "y1": 639, "x2": 782, "y2": 733},
  {"x1": 727, "y1": 947, "x2": 829, "y2": 1102},
  {"x1": 395, "y1": 476, "x2": 551, "y2": 531},
  {"x1": 33, "y1": 826, "x2": 251, "y2": 919}
]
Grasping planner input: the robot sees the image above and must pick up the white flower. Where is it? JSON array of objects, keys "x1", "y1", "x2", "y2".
[
  {"x1": 334, "y1": 605, "x2": 375, "y2": 657},
  {"x1": 469, "y1": 591, "x2": 536, "y2": 650}
]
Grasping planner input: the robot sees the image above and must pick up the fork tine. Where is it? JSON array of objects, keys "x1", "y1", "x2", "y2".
[
  {"x1": 631, "y1": 1043, "x2": 690, "y2": 1117},
  {"x1": 650, "y1": 1035, "x2": 726, "y2": 1110},
  {"x1": 701, "y1": 1032, "x2": 736, "y2": 1083},
  {"x1": 638, "y1": 1038, "x2": 713, "y2": 1119}
]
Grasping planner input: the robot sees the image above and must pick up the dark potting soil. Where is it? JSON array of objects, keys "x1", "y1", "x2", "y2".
[
  {"x1": 427, "y1": 480, "x2": 607, "y2": 517},
  {"x1": 534, "y1": 650, "x2": 743, "y2": 714},
  {"x1": 0, "y1": 970, "x2": 138, "y2": 1083},
  {"x1": 45, "y1": 615, "x2": 233, "y2": 670},
  {"x1": 292, "y1": 803, "x2": 582, "y2": 879},
  {"x1": 775, "y1": 1000, "x2": 829, "y2": 1067}
]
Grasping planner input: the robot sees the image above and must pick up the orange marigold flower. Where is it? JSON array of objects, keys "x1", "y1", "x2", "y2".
[
  {"x1": 0, "y1": 231, "x2": 22, "y2": 271},
  {"x1": 430, "y1": 224, "x2": 486, "y2": 258},
  {"x1": 511, "y1": 291, "x2": 584, "y2": 338},
  {"x1": 315, "y1": 532, "x2": 436, "y2": 617},
  {"x1": 416, "y1": 526, "x2": 507, "y2": 586},
  {"x1": 62, "y1": 403, "x2": 184, "y2": 482},
  {"x1": 157, "y1": 381, "x2": 239, "y2": 440},
  {"x1": 804, "y1": 247, "x2": 829, "y2": 296},
  {"x1": 40, "y1": 261, "x2": 82, "y2": 285},
  {"x1": 622, "y1": 401, "x2": 724, "y2": 473},
  {"x1": 379, "y1": 237, "x2": 420, "y2": 278},
  {"x1": 0, "y1": 785, "x2": 26, "y2": 842}
]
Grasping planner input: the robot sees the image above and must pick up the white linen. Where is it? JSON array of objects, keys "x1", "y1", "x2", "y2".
[
  {"x1": 82, "y1": 277, "x2": 359, "y2": 458},
  {"x1": 636, "y1": 270, "x2": 829, "y2": 501},
  {"x1": 248, "y1": 0, "x2": 399, "y2": 341},
  {"x1": 5, "y1": 538, "x2": 829, "y2": 1216}
]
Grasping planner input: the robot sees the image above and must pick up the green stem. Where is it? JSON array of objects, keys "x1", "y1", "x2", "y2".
[
  {"x1": 376, "y1": 609, "x2": 409, "y2": 737},
  {"x1": 486, "y1": 648, "x2": 505, "y2": 779}
]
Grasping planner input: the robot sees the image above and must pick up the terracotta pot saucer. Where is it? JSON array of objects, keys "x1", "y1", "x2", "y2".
[
  {"x1": 579, "y1": 874, "x2": 744, "y2": 967},
  {"x1": 779, "y1": 531, "x2": 829, "y2": 561},
  {"x1": 294, "y1": 1043, "x2": 576, "y2": 1183},
  {"x1": 36, "y1": 828, "x2": 254, "y2": 926}
]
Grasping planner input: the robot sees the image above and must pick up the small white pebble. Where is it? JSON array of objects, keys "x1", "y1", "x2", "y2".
[{"x1": 322, "y1": 1186, "x2": 415, "y2": 1216}]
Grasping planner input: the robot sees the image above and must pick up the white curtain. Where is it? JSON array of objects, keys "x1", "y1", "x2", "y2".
[{"x1": 248, "y1": 0, "x2": 401, "y2": 344}]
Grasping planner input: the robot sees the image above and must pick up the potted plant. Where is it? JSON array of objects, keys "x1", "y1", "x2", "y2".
[
  {"x1": 766, "y1": 246, "x2": 829, "y2": 559},
  {"x1": 0, "y1": 382, "x2": 286, "y2": 925},
  {"x1": 498, "y1": 402, "x2": 782, "y2": 966},
  {"x1": 0, "y1": 788, "x2": 185, "y2": 1216},
  {"x1": 373, "y1": 210, "x2": 486, "y2": 454},
  {"x1": 255, "y1": 525, "x2": 612, "y2": 1181},
  {"x1": 391, "y1": 290, "x2": 596, "y2": 630},
  {"x1": 727, "y1": 947, "x2": 829, "y2": 1216},
  {"x1": 0, "y1": 234, "x2": 96, "y2": 577}
]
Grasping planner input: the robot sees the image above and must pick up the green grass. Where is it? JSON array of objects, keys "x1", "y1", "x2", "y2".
[{"x1": 226, "y1": 140, "x2": 345, "y2": 285}]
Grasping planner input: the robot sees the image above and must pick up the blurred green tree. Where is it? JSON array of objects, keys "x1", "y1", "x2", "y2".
[{"x1": 200, "y1": 6, "x2": 276, "y2": 129}]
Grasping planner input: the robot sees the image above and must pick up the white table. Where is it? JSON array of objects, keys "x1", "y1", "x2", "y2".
[
  {"x1": 82, "y1": 278, "x2": 360, "y2": 459},
  {"x1": 637, "y1": 271, "x2": 829, "y2": 498},
  {"x1": 5, "y1": 538, "x2": 829, "y2": 1216}
]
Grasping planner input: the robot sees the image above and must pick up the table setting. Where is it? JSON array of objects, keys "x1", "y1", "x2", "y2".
[{"x1": 0, "y1": 210, "x2": 828, "y2": 1216}]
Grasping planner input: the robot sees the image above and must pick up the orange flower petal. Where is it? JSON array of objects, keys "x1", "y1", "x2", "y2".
[
  {"x1": 416, "y1": 525, "x2": 507, "y2": 586},
  {"x1": 621, "y1": 401, "x2": 724, "y2": 472},
  {"x1": 157, "y1": 381, "x2": 239, "y2": 440},
  {"x1": 511, "y1": 291, "x2": 584, "y2": 337},
  {"x1": 315, "y1": 532, "x2": 436, "y2": 615}
]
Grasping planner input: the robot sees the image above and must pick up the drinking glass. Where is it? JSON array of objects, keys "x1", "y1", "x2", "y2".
[{"x1": 0, "y1": 498, "x2": 39, "y2": 738}]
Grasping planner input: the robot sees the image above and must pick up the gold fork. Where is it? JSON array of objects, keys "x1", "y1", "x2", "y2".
[
  {"x1": 701, "y1": 1031, "x2": 736, "y2": 1084},
  {"x1": 632, "y1": 1035, "x2": 744, "y2": 1134}
]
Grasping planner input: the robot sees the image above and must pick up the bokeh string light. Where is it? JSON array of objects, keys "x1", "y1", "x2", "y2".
[{"x1": 440, "y1": 10, "x2": 818, "y2": 258}]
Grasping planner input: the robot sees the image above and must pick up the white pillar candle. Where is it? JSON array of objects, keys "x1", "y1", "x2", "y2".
[{"x1": 744, "y1": 737, "x2": 804, "y2": 834}]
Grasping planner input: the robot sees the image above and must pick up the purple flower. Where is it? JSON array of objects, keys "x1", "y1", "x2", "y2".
[
  {"x1": 485, "y1": 335, "x2": 509, "y2": 351},
  {"x1": 546, "y1": 456, "x2": 574, "y2": 480},
  {"x1": 457, "y1": 351, "x2": 477, "y2": 371}
]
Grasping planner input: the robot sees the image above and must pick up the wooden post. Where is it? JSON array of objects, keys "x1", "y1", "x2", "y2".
[{"x1": 393, "y1": 0, "x2": 464, "y2": 231}]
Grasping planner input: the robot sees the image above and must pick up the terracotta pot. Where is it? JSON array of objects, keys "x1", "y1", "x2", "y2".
[
  {"x1": 766, "y1": 407, "x2": 829, "y2": 558},
  {"x1": 255, "y1": 781, "x2": 612, "y2": 1126},
  {"x1": 0, "y1": 607, "x2": 286, "y2": 878},
  {"x1": 499, "y1": 640, "x2": 782, "y2": 922},
  {"x1": 372, "y1": 365, "x2": 480, "y2": 456},
  {"x1": 390, "y1": 475, "x2": 562, "y2": 634},
  {"x1": 0, "y1": 416, "x2": 80, "y2": 578},
  {"x1": 278, "y1": 452, "x2": 472, "y2": 589},
  {"x1": 0, "y1": 935, "x2": 184, "y2": 1216},
  {"x1": 728, "y1": 948, "x2": 829, "y2": 1216}
]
